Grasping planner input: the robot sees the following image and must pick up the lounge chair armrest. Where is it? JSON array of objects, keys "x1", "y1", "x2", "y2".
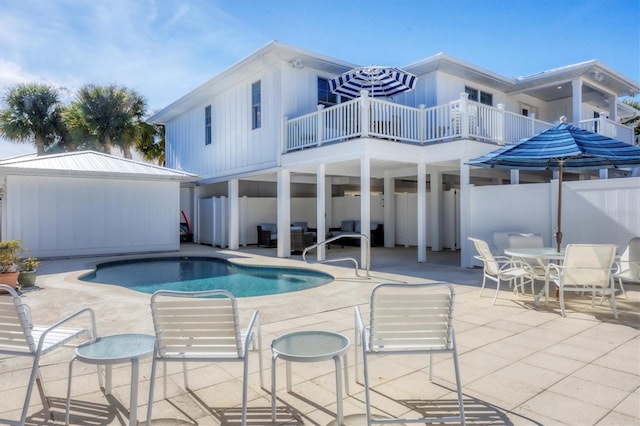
[
  {"x1": 498, "y1": 258, "x2": 531, "y2": 273},
  {"x1": 243, "y1": 310, "x2": 263, "y2": 388},
  {"x1": 36, "y1": 307, "x2": 97, "y2": 353},
  {"x1": 615, "y1": 259, "x2": 640, "y2": 273},
  {"x1": 354, "y1": 306, "x2": 365, "y2": 333}
]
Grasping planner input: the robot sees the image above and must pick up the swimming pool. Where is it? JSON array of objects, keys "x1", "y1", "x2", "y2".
[{"x1": 79, "y1": 257, "x2": 333, "y2": 297}]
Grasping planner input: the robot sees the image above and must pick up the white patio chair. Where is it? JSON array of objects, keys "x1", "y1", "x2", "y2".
[
  {"x1": 469, "y1": 237, "x2": 534, "y2": 304},
  {"x1": 548, "y1": 244, "x2": 618, "y2": 318},
  {"x1": 508, "y1": 233, "x2": 547, "y2": 293},
  {"x1": 146, "y1": 289, "x2": 263, "y2": 426},
  {"x1": 613, "y1": 237, "x2": 639, "y2": 299},
  {"x1": 0, "y1": 284, "x2": 97, "y2": 426},
  {"x1": 354, "y1": 282, "x2": 465, "y2": 425}
]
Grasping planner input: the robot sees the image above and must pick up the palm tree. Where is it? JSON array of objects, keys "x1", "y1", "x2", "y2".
[
  {"x1": 135, "y1": 122, "x2": 166, "y2": 165},
  {"x1": 622, "y1": 99, "x2": 639, "y2": 145},
  {"x1": 0, "y1": 83, "x2": 64, "y2": 155},
  {"x1": 70, "y1": 84, "x2": 148, "y2": 158}
]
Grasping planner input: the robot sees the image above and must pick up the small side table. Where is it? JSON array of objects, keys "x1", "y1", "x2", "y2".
[
  {"x1": 65, "y1": 333, "x2": 155, "y2": 426},
  {"x1": 271, "y1": 330, "x2": 350, "y2": 425}
]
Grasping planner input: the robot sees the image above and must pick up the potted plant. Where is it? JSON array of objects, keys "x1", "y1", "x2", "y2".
[
  {"x1": 18, "y1": 257, "x2": 40, "y2": 288},
  {"x1": 0, "y1": 239, "x2": 25, "y2": 290}
]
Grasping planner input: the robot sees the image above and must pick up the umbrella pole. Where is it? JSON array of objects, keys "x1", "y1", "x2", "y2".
[{"x1": 555, "y1": 161, "x2": 563, "y2": 252}]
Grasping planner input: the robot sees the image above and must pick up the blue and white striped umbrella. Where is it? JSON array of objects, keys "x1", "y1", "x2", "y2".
[
  {"x1": 329, "y1": 66, "x2": 417, "y2": 98},
  {"x1": 467, "y1": 123, "x2": 640, "y2": 171},
  {"x1": 467, "y1": 122, "x2": 640, "y2": 251}
]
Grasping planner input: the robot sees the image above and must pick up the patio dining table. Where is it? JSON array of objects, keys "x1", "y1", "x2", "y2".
[{"x1": 504, "y1": 247, "x2": 565, "y2": 306}]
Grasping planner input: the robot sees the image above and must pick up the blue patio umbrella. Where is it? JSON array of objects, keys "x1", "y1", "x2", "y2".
[
  {"x1": 467, "y1": 122, "x2": 640, "y2": 251},
  {"x1": 329, "y1": 66, "x2": 417, "y2": 98}
]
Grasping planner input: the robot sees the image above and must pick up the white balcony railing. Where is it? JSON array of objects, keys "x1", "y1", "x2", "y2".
[{"x1": 283, "y1": 91, "x2": 634, "y2": 153}]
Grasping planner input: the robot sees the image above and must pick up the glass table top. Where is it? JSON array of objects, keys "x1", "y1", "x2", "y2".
[
  {"x1": 272, "y1": 330, "x2": 350, "y2": 360},
  {"x1": 76, "y1": 333, "x2": 155, "y2": 363}
]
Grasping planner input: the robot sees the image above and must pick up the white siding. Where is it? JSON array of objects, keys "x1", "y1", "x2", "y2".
[
  {"x1": 5, "y1": 175, "x2": 180, "y2": 258},
  {"x1": 166, "y1": 69, "x2": 284, "y2": 179}
]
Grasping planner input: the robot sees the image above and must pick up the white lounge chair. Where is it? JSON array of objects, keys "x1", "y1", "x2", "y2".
[
  {"x1": 469, "y1": 237, "x2": 533, "y2": 304},
  {"x1": 613, "y1": 237, "x2": 640, "y2": 299},
  {"x1": 146, "y1": 289, "x2": 263, "y2": 426},
  {"x1": 0, "y1": 284, "x2": 97, "y2": 426},
  {"x1": 354, "y1": 282, "x2": 465, "y2": 425},
  {"x1": 548, "y1": 244, "x2": 618, "y2": 318}
]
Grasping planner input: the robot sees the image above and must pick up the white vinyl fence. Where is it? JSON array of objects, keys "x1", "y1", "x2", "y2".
[{"x1": 465, "y1": 177, "x2": 640, "y2": 267}]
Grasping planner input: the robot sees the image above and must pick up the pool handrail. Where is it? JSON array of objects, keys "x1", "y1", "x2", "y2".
[{"x1": 302, "y1": 233, "x2": 371, "y2": 278}]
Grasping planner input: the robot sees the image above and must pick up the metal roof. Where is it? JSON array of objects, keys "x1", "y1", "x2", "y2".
[{"x1": 0, "y1": 150, "x2": 198, "y2": 182}]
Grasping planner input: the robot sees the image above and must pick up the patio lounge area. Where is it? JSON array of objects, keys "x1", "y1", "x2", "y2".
[{"x1": 1, "y1": 244, "x2": 638, "y2": 425}]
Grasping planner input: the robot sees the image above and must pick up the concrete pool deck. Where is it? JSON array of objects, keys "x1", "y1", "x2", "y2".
[{"x1": 1, "y1": 244, "x2": 638, "y2": 425}]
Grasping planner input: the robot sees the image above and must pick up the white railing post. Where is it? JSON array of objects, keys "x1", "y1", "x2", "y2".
[
  {"x1": 419, "y1": 104, "x2": 426, "y2": 143},
  {"x1": 459, "y1": 92, "x2": 469, "y2": 139},
  {"x1": 281, "y1": 115, "x2": 288, "y2": 154},
  {"x1": 497, "y1": 103, "x2": 505, "y2": 144},
  {"x1": 317, "y1": 104, "x2": 325, "y2": 147},
  {"x1": 530, "y1": 112, "x2": 536, "y2": 135},
  {"x1": 598, "y1": 111, "x2": 609, "y2": 136},
  {"x1": 360, "y1": 90, "x2": 370, "y2": 137}
]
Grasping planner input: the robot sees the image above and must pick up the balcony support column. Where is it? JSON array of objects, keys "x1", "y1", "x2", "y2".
[
  {"x1": 460, "y1": 158, "x2": 473, "y2": 268},
  {"x1": 316, "y1": 163, "x2": 326, "y2": 261},
  {"x1": 228, "y1": 178, "x2": 239, "y2": 250},
  {"x1": 360, "y1": 157, "x2": 371, "y2": 267},
  {"x1": 383, "y1": 175, "x2": 395, "y2": 248},
  {"x1": 417, "y1": 162, "x2": 427, "y2": 262},
  {"x1": 276, "y1": 169, "x2": 291, "y2": 258},
  {"x1": 429, "y1": 169, "x2": 442, "y2": 251}
]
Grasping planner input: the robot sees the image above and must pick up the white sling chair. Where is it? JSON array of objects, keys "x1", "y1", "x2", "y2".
[
  {"x1": 354, "y1": 282, "x2": 465, "y2": 425},
  {"x1": 507, "y1": 233, "x2": 547, "y2": 294},
  {"x1": 0, "y1": 284, "x2": 97, "y2": 426},
  {"x1": 548, "y1": 244, "x2": 618, "y2": 318},
  {"x1": 146, "y1": 289, "x2": 263, "y2": 426},
  {"x1": 469, "y1": 237, "x2": 533, "y2": 304},
  {"x1": 613, "y1": 237, "x2": 640, "y2": 299}
]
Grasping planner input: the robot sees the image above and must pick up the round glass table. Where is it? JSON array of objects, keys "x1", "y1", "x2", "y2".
[
  {"x1": 271, "y1": 330, "x2": 350, "y2": 425},
  {"x1": 65, "y1": 333, "x2": 155, "y2": 426}
]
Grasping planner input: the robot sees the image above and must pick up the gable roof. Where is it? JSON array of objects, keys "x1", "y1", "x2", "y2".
[{"x1": 0, "y1": 151, "x2": 198, "y2": 182}]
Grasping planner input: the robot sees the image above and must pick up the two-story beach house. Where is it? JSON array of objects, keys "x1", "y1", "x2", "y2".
[{"x1": 149, "y1": 41, "x2": 639, "y2": 267}]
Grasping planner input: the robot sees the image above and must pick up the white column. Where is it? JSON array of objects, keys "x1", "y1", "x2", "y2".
[
  {"x1": 316, "y1": 164, "x2": 326, "y2": 261},
  {"x1": 383, "y1": 175, "x2": 395, "y2": 247},
  {"x1": 228, "y1": 179, "x2": 239, "y2": 250},
  {"x1": 429, "y1": 169, "x2": 442, "y2": 251},
  {"x1": 360, "y1": 158, "x2": 371, "y2": 267},
  {"x1": 417, "y1": 162, "x2": 427, "y2": 262},
  {"x1": 460, "y1": 158, "x2": 472, "y2": 267},
  {"x1": 510, "y1": 170, "x2": 520, "y2": 184},
  {"x1": 572, "y1": 79, "x2": 583, "y2": 124},
  {"x1": 276, "y1": 169, "x2": 291, "y2": 258},
  {"x1": 325, "y1": 176, "x2": 333, "y2": 235}
]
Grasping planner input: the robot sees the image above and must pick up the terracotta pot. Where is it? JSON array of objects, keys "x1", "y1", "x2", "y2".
[{"x1": 0, "y1": 272, "x2": 19, "y2": 293}]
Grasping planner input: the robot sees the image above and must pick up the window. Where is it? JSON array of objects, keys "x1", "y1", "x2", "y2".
[
  {"x1": 480, "y1": 91, "x2": 493, "y2": 106},
  {"x1": 205, "y1": 105, "x2": 212, "y2": 145},
  {"x1": 465, "y1": 85, "x2": 493, "y2": 106},
  {"x1": 251, "y1": 81, "x2": 261, "y2": 129},
  {"x1": 318, "y1": 77, "x2": 338, "y2": 106}
]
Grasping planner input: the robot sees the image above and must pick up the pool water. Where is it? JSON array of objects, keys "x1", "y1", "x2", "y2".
[{"x1": 80, "y1": 257, "x2": 333, "y2": 297}]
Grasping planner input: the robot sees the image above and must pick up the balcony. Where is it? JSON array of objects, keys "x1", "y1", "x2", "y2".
[{"x1": 283, "y1": 92, "x2": 635, "y2": 152}]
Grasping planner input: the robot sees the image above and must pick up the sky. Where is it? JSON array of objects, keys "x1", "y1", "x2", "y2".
[{"x1": 1, "y1": 0, "x2": 639, "y2": 157}]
